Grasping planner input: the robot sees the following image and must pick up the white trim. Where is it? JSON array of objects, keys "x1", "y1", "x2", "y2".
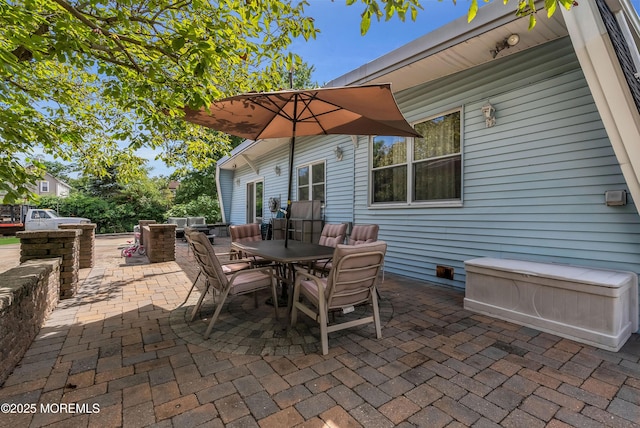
[{"x1": 215, "y1": 164, "x2": 226, "y2": 224}]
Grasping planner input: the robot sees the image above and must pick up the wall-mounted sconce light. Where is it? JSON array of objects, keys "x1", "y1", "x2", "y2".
[
  {"x1": 275, "y1": 165, "x2": 281, "y2": 176},
  {"x1": 490, "y1": 33, "x2": 520, "y2": 58},
  {"x1": 335, "y1": 146, "x2": 344, "y2": 161},
  {"x1": 235, "y1": 178, "x2": 240, "y2": 186},
  {"x1": 481, "y1": 102, "x2": 496, "y2": 128}
]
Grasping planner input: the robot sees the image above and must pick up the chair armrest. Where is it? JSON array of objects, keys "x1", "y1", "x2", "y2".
[
  {"x1": 222, "y1": 258, "x2": 252, "y2": 265},
  {"x1": 294, "y1": 266, "x2": 323, "y2": 286}
]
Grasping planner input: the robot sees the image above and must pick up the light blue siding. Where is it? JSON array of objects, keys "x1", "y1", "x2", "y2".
[
  {"x1": 354, "y1": 37, "x2": 640, "y2": 287},
  {"x1": 224, "y1": 134, "x2": 356, "y2": 225}
]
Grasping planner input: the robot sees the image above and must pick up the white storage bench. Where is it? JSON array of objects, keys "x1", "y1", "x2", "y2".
[{"x1": 464, "y1": 258, "x2": 638, "y2": 352}]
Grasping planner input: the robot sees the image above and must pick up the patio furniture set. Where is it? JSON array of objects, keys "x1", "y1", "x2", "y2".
[
  {"x1": 184, "y1": 223, "x2": 383, "y2": 354},
  {"x1": 167, "y1": 216, "x2": 229, "y2": 242}
]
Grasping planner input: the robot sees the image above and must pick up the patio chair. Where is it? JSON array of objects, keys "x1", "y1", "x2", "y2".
[
  {"x1": 229, "y1": 223, "x2": 271, "y2": 266},
  {"x1": 181, "y1": 227, "x2": 252, "y2": 305},
  {"x1": 188, "y1": 230, "x2": 279, "y2": 338},
  {"x1": 167, "y1": 217, "x2": 188, "y2": 239},
  {"x1": 291, "y1": 241, "x2": 387, "y2": 355},
  {"x1": 311, "y1": 223, "x2": 348, "y2": 275},
  {"x1": 348, "y1": 224, "x2": 379, "y2": 245},
  {"x1": 187, "y1": 216, "x2": 206, "y2": 227}
]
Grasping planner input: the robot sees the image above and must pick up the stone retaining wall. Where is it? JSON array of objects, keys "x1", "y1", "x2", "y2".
[
  {"x1": 0, "y1": 259, "x2": 60, "y2": 385},
  {"x1": 144, "y1": 224, "x2": 176, "y2": 263},
  {"x1": 59, "y1": 223, "x2": 96, "y2": 268},
  {"x1": 17, "y1": 230, "x2": 80, "y2": 299}
]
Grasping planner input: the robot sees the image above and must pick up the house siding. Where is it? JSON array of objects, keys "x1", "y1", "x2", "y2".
[
  {"x1": 354, "y1": 37, "x2": 640, "y2": 288},
  {"x1": 225, "y1": 134, "x2": 356, "y2": 225}
]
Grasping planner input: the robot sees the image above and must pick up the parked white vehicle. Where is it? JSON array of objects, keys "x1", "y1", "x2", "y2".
[{"x1": 24, "y1": 209, "x2": 90, "y2": 231}]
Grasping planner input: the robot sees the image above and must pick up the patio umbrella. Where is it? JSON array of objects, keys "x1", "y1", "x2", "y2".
[{"x1": 183, "y1": 83, "x2": 421, "y2": 247}]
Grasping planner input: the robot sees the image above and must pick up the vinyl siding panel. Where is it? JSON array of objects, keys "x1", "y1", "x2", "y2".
[
  {"x1": 226, "y1": 134, "x2": 355, "y2": 225},
  {"x1": 354, "y1": 37, "x2": 640, "y2": 288}
]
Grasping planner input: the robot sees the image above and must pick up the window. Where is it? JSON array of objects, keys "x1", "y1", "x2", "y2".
[
  {"x1": 40, "y1": 181, "x2": 49, "y2": 193},
  {"x1": 413, "y1": 111, "x2": 461, "y2": 201},
  {"x1": 371, "y1": 109, "x2": 462, "y2": 205},
  {"x1": 371, "y1": 136, "x2": 407, "y2": 203},
  {"x1": 297, "y1": 161, "x2": 325, "y2": 202},
  {"x1": 246, "y1": 180, "x2": 263, "y2": 223}
]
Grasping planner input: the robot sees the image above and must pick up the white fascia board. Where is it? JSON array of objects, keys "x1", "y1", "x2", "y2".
[{"x1": 562, "y1": 0, "x2": 640, "y2": 215}]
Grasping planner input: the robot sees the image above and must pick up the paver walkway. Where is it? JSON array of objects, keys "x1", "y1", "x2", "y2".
[{"x1": 0, "y1": 236, "x2": 639, "y2": 427}]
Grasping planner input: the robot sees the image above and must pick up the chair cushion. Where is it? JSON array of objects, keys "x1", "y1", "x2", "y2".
[
  {"x1": 318, "y1": 223, "x2": 347, "y2": 247},
  {"x1": 348, "y1": 224, "x2": 379, "y2": 245},
  {"x1": 300, "y1": 277, "x2": 327, "y2": 307},
  {"x1": 230, "y1": 224, "x2": 262, "y2": 242},
  {"x1": 229, "y1": 270, "x2": 273, "y2": 295},
  {"x1": 326, "y1": 241, "x2": 386, "y2": 307}
]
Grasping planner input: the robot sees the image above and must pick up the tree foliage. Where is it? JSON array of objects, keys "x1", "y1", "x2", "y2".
[
  {"x1": 37, "y1": 174, "x2": 173, "y2": 233},
  {"x1": 351, "y1": 0, "x2": 575, "y2": 34},
  {"x1": 166, "y1": 194, "x2": 221, "y2": 223},
  {"x1": 1, "y1": 0, "x2": 318, "y2": 202}
]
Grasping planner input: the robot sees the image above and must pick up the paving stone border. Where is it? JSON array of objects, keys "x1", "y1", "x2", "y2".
[{"x1": 170, "y1": 289, "x2": 394, "y2": 356}]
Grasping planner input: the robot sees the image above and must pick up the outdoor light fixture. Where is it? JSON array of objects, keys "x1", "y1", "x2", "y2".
[
  {"x1": 490, "y1": 33, "x2": 520, "y2": 58},
  {"x1": 335, "y1": 146, "x2": 344, "y2": 161},
  {"x1": 481, "y1": 102, "x2": 496, "y2": 128},
  {"x1": 275, "y1": 165, "x2": 281, "y2": 176},
  {"x1": 235, "y1": 178, "x2": 240, "y2": 186}
]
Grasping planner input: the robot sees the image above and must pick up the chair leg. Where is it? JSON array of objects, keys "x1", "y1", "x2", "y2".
[
  {"x1": 271, "y1": 278, "x2": 279, "y2": 320},
  {"x1": 290, "y1": 281, "x2": 301, "y2": 326},
  {"x1": 319, "y1": 307, "x2": 329, "y2": 355},
  {"x1": 181, "y1": 270, "x2": 201, "y2": 306},
  {"x1": 372, "y1": 287, "x2": 382, "y2": 339},
  {"x1": 204, "y1": 288, "x2": 230, "y2": 339},
  {"x1": 190, "y1": 279, "x2": 209, "y2": 322}
]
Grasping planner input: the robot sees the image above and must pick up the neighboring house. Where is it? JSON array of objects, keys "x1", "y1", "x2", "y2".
[
  {"x1": 216, "y1": 0, "x2": 640, "y2": 294},
  {"x1": 31, "y1": 171, "x2": 72, "y2": 198},
  {"x1": 168, "y1": 180, "x2": 180, "y2": 195}
]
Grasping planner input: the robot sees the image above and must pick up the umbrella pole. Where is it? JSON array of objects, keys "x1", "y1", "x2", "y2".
[
  {"x1": 284, "y1": 95, "x2": 298, "y2": 249},
  {"x1": 284, "y1": 134, "x2": 295, "y2": 248}
]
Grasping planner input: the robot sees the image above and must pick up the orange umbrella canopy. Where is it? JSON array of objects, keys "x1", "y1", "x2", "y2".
[
  {"x1": 183, "y1": 83, "x2": 420, "y2": 140},
  {"x1": 183, "y1": 83, "x2": 419, "y2": 247}
]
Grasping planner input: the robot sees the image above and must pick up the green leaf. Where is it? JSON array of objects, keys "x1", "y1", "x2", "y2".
[
  {"x1": 468, "y1": 0, "x2": 478, "y2": 22},
  {"x1": 360, "y1": 11, "x2": 371, "y2": 35},
  {"x1": 172, "y1": 37, "x2": 185, "y2": 50}
]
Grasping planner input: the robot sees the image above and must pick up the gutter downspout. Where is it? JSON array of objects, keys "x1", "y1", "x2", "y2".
[{"x1": 562, "y1": 1, "x2": 640, "y2": 215}]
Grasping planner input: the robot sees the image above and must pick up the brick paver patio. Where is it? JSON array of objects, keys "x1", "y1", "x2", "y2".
[{"x1": 0, "y1": 235, "x2": 639, "y2": 427}]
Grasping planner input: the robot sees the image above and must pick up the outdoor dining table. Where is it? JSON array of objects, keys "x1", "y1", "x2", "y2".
[{"x1": 230, "y1": 239, "x2": 335, "y2": 307}]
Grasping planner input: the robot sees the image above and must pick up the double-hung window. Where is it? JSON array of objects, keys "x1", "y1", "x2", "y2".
[
  {"x1": 40, "y1": 181, "x2": 49, "y2": 193},
  {"x1": 371, "y1": 109, "x2": 462, "y2": 205},
  {"x1": 297, "y1": 161, "x2": 325, "y2": 202}
]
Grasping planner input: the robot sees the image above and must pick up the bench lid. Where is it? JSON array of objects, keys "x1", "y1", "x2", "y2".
[{"x1": 465, "y1": 258, "x2": 637, "y2": 288}]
